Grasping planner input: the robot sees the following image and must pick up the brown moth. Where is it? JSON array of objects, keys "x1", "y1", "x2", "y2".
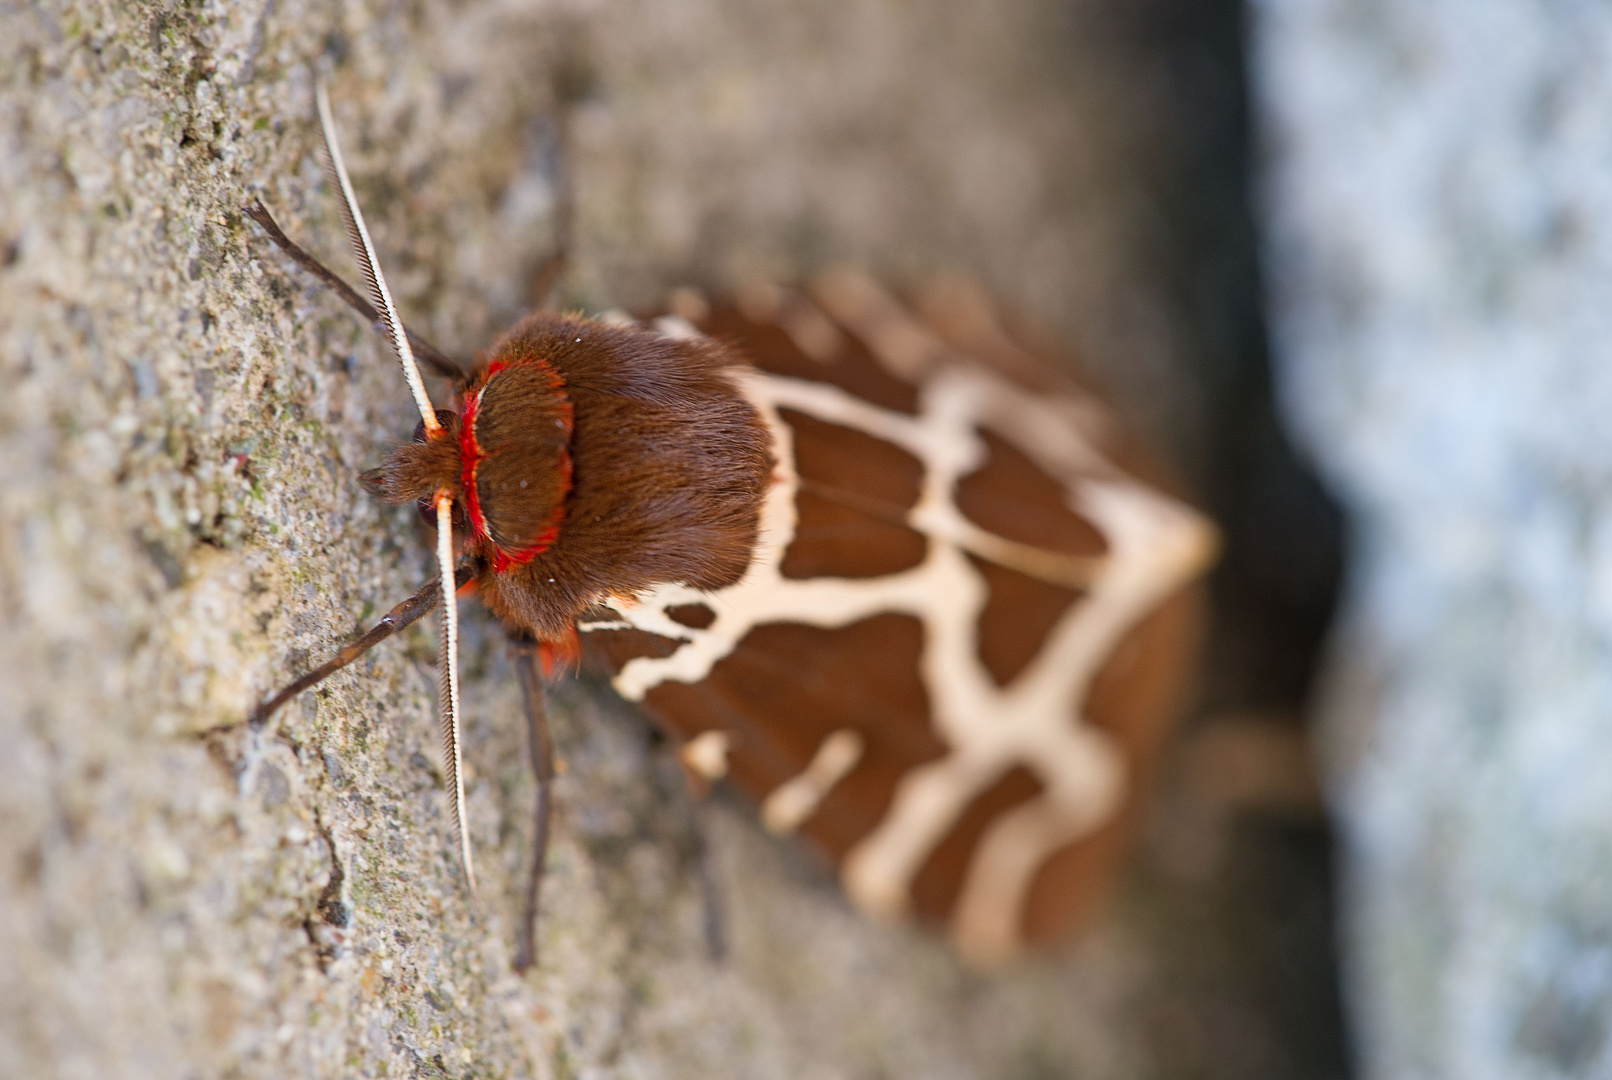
[{"x1": 248, "y1": 84, "x2": 1217, "y2": 972}]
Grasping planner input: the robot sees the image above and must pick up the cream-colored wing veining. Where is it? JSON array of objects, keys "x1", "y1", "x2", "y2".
[{"x1": 578, "y1": 278, "x2": 1216, "y2": 966}]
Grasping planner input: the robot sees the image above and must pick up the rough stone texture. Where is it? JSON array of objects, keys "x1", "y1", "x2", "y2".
[
  {"x1": 1, "y1": 0, "x2": 1347, "y2": 1077},
  {"x1": 1257, "y1": 2, "x2": 1612, "y2": 1077}
]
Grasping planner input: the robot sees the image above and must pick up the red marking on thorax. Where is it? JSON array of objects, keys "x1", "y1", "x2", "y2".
[
  {"x1": 458, "y1": 357, "x2": 576, "y2": 575},
  {"x1": 458, "y1": 379, "x2": 492, "y2": 542}
]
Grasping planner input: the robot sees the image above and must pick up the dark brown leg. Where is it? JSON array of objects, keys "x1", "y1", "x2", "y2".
[
  {"x1": 243, "y1": 198, "x2": 465, "y2": 382},
  {"x1": 249, "y1": 565, "x2": 472, "y2": 728},
  {"x1": 688, "y1": 800, "x2": 727, "y2": 962},
  {"x1": 510, "y1": 638, "x2": 556, "y2": 973}
]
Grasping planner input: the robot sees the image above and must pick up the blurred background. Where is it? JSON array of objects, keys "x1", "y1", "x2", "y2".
[{"x1": 5, "y1": 0, "x2": 1606, "y2": 1076}]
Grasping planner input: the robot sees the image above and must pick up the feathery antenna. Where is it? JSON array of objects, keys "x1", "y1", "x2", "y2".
[
  {"x1": 316, "y1": 81, "x2": 470, "y2": 889},
  {"x1": 437, "y1": 493, "x2": 475, "y2": 892},
  {"x1": 315, "y1": 80, "x2": 442, "y2": 435}
]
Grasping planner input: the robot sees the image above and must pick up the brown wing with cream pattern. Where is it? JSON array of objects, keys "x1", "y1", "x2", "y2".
[{"x1": 581, "y1": 270, "x2": 1217, "y2": 966}]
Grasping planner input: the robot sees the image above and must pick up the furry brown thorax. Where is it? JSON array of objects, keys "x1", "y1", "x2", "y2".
[{"x1": 378, "y1": 313, "x2": 774, "y2": 642}]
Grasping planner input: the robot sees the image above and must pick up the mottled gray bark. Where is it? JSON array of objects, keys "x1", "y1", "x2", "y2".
[{"x1": 2, "y1": 1, "x2": 1326, "y2": 1077}]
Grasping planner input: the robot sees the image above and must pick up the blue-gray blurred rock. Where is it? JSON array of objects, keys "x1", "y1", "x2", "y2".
[{"x1": 1257, "y1": 2, "x2": 1612, "y2": 1076}]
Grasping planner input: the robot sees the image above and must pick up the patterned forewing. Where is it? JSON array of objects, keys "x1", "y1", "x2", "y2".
[{"x1": 581, "y1": 278, "x2": 1216, "y2": 962}]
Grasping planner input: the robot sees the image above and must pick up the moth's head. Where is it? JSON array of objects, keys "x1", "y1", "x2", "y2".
[
  {"x1": 375, "y1": 410, "x2": 460, "y2": 505},
  {"x1": 378, "y1": 354, "x2": 574, "y2": 571}
]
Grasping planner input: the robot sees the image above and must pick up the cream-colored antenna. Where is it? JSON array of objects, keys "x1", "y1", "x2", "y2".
[
  {"x1": 437, "y1": 494, "x2": 474, "y2": 892},
  {"x1": 317, "y1": 82, "x2": 471, "y2": 890},
  {"x1": 314, "y1": 80, "x2": 441, "y2": 435}
]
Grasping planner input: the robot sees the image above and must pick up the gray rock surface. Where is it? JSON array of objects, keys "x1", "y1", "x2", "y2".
[
  {"x1": 2, "y1": 0, "x2": 1342, "y2": 1076},
  {"x1": 1257, "y1": 2, "x2": 1612, "y2": 1077}
]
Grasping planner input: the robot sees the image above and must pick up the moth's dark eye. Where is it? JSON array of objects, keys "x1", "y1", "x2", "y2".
[
  {"x1": 412, "y1": 409, "x2": 456, "y2": 443},
  {"x1": 417, "y1": 496, "x2": 470, "y2": 529}
]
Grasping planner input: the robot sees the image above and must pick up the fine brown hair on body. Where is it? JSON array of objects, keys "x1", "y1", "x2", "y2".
[{"x1": 456, "y1": 313, "x2": 773, "y2": 641}]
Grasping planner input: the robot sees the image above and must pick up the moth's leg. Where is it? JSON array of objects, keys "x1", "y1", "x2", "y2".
[
  {"x1": 509, "y1": 636, "x2": 557, "y2": 973},
  {"x1": 250, "y1": 565, "x2": 471, "y2": 727},
  {"x1": 688, "y1": 798, "x2": 727, "y2": 962},
  {"x1": 663, "y1": 741, "x2": 728, "y2": 961},
  {"x1": 243, "y1": 198, "x2": 466, "y2": 383}
]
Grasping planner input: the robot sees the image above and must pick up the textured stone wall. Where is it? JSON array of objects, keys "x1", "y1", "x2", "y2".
[
  {"x1": 1258, "y1": 2, "x2": 1612, "y2": 1077},
  {"x1": 1, "y1": 1, "x2": 1343, "y2": 1077}
]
